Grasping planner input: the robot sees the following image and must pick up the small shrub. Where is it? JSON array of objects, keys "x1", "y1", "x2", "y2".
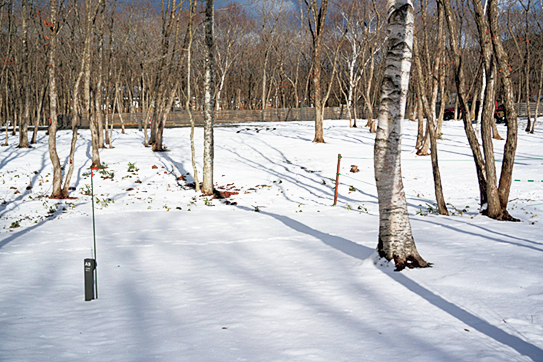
[
  {"x1": 358, "y1": 205, "x2": 369, "y2": 213},
  {"x1": 81, "y1": 184, "x2": 92, "y2": 196},
  {"x1": 127, "y1": 162, "x2": 139, "y2": 173}
]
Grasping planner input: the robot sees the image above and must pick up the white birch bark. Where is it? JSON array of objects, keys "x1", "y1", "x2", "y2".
[
  {"x1": 374, "y1": 0, "x2": 429, "y2": 270},
  {"x1": 186, "y1": 0, "x2": 200, "y2": 192},
  {"x1": 202, "y1": 0, "x2": 215, "y2": 195},
  {"x1": 47, "y1": 0, "x2": 62, "y2": 198}
]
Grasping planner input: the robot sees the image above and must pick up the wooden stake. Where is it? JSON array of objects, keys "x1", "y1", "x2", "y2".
[{"x1": 333, "y1": 154, "x2": 341, "y2": 205}]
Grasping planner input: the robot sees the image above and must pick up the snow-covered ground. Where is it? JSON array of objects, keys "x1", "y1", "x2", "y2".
[{"x1": 1, "y1": 119, "x2": 542, "y2": 362}]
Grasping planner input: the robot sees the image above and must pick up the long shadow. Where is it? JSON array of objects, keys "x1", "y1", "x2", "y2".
[
  {"x1": 218, "y1": 137, "x2": 335, "y2": 206},
  {"x1": 260, "y1": 209, "x2": 375, "y2": 261},
  {"x1": 0, "y1": 208, "x2": 63, "y2": 250},
  {"x1": 415, "y1": 217, "x2": 543, "y2": 253},
  {"x1": 0, "y1": 145, "x2": 25, "y2": 171},
  {"x1": 154, "y1": 151, "x2": 193, "y2": 185},
  {"x1": 220, "y1": 135, "x2": 429, "y2": 210},
  {"x1": 71, "y1": 135, "x2": 94, "y2": 189},
  {"x1": 239, "y1": 137, "x2": 380, "y2": 208},
  {"x1": 0, "y1": 147, "x2": 50, "y2": 219},
  {"x1": 258, "y1": 209, "x2": 543, "y2": 362},
  {"x1": 388, "y1": 272, "x2": 543, "y2": 362}
]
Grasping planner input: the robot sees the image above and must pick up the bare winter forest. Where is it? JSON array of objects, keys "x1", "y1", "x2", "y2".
[
  {"x1": 2, "y1": 0, "x2": 542, "y2": 133},
  {"x1": 1, "y1": 0, "x2": 542, "y2": 226}
]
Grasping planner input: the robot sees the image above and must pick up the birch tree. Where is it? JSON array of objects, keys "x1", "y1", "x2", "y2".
[
  {"x1": 185, "y1": 0, "x2": 200, "y2": 192},
  {"x1": 202, "y1": 0, "x2": 215, "y2": 196},
  {"x1": 374, "y1": 0, "x2": 430, "y2": 270},
  {"x1": 47, "y1": 0, "x2": 63, "y2": 198}
]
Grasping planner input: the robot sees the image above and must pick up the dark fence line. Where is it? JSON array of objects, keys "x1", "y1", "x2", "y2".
[
  {"x1": 515, "y1": 103, "x2": 543, "y2": 117},
  {"x1": 101, "y1": 106, "x2": 352, "y2": 129},
  {"x1": 104, "y1": 102, "x2": 542, "y2": 129},
  {"x1": 4, "y1": 103, "x2": 539, "y2": 131},
  {"x1": 440, "y1": 103, "x2": 542, "y2": 117}
]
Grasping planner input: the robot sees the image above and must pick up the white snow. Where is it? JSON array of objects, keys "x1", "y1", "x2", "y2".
[{"x1": 1, "y1": 119, "x2": 542, "y2": 361}]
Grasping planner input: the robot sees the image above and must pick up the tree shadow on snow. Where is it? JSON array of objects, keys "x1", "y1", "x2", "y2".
[
  {"x1": 387, "y1": 272, "x2": 543, "y2": 362},
  {"x1": 258, "y1": 208, "x2": 543, "y2": 362},
  {"x1": 261, "y1": 209, "x2": 375, "y2": 261}
]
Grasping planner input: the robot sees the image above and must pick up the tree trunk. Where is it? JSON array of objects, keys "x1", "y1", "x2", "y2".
[
  {"x1": 17, "y1": 0, "x2": 31, "y2": 148},
  {"x1": 374, "y1": 0, "x2": 429, "y2": 271},
  {"x1": 436, "y1": 69, "x2": 446, "y2": 138},
  {"x1": 261, "y1": 52, "x2": 269, "y2": 111},
  {"x1": 522, "y1": 1, "x2": 532, "y2": 133},
  {"x1": 306, "y1": 0, "x2": 329, "y2": 143},
  {"x1": 84, "y1": 0, "x2": 103, "y2": 168},
  {"x1": 481, "y1": 65, "x2": 501, "y2": 217},
  {"x1": 47, "y1": 0, "x2": 62, "y2": 198},
  {"x1": 531, "y1": 60, "x2": 543, "y2": 133},
  {"x1": 491, "y1": 114, "x2": 503, "y2": 140},
  {"x1": 95, "y1": 40, "x2": 105, "y2": 149},
  {"x1": 364, "y1": 47, "x2": 376, "y2": 131},
  {"x1": 31, "y1": 85, "x2": 47, "y2": 144},
  {"x1": 61, "y1": 123, "x2": 79, "y2": 198},
  {"x1": 202, "y1": 0, "x2": 215, "y2": 196},
  {"x1": 415, "y1": 98, "x2": 424, "y2": 149},
  {"x1": 186, "y1": 0, "x2": 200, "y2": 192},
  {"x1": 488, "y1": 0, "x2": 519, "y2": 220},
  {"x1": 473, "y1": 0, "x2": 502, "y2": 218},
  {"x1": 416, "y1": 121, "x2": 431, "y2": 155},
  {"x1": 441, "y1": 0, "x2": 488, "y2": 207},
  {"x1": 153, "y1": 87, "x2": 176, "y2": 152},
  {"x1": 114, "y1": 82, "x2": 125, "y2": 139},
  {"x1": 413, "y1": 21, "x2": 448, "y2": 215}
]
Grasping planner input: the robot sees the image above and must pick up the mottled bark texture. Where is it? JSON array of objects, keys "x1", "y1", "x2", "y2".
[
  {"x1": 47, "y1": 0, "x2": 62, "y2": 198},
  {"x1": 202, "y1": 0, "x2": 215, "y2": 195},
  {"x1": 374, "y1": 0, "x2": 430, "y2": 271},
  {"x1": 488, "y1": 0, "x2": 519, "y2": 221}
]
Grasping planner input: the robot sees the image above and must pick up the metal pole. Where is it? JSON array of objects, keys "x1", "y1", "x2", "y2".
[
  {"x1": 333, "y1": 154, "x2": 341, "y2": 206},
  {"x1": 91, "y1": 168, "x2": 98, "y2": 299}
]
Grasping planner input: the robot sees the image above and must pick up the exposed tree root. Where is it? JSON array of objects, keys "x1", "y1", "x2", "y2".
[
  {"x1": 497, "y1": 209, "x2": 520, "y2": 222},
  {"x1": 393, "y1": 254, "x2": 433, "y2": 271},
  {"x1": 416, "y1": 148, "x2": 430, "y2": 156},
  {"x1": 482, "y1": 208, "x2": 520, "y2": 222},
  {"x1": 377, "y1": 245, "x2": 432, "y2": 272},
  {"x1": 48, "y1": 194, "x2": 77, "y2": 200}
]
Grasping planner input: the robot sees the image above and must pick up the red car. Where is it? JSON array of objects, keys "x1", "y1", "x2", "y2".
[{"x1": 443, "y1": 101, "x2": 506, "y2": 124}]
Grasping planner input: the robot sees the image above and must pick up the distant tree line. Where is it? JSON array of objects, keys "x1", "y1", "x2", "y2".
[{"x1": 1, "y1": 0, "x2": 541, "y2": 137}]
